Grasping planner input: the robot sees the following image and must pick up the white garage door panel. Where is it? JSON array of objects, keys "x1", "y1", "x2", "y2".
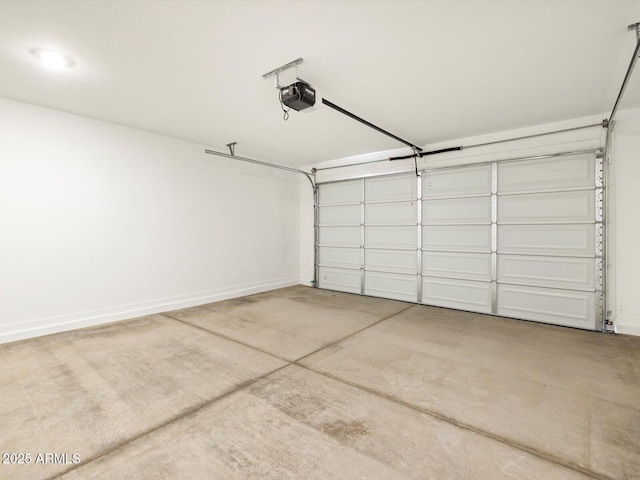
[
  {"x1": 423, "y1": 164, "x2": 492, "y2": 198},
  {"x1": 319, "y1": 205, "x2": 361, "y2": 225},
  {"x1": 365, "y1": 201, "x2": 417, "y2": 225},
  {"x1": 422, "y1": 277, "x2": 492, "y2": 313},
  {"x1": 498, "y1": 224, "x2": 595, "y2": 256},
  {"x1": 423, "y1": 196, "x2": 492, "y2": 225},
  {"x1": 366, "y1": 226, "x2": 417, "y2": 249},
  {"x1": 319, "y1": 247, "x2": 361, "y2": 270},
  {"x1": 318, "y1": 226, "x2": 361, "y2": 247},
  {"x1": 317, "y1": 149, "x2": 601, "y2": 331},
  {"x1": 498, "y1": 190, "x2": 595, "y2": 224},
  {"x1": 423, "y1": 225, "x2": 492, "y2": 253},
  {"x1": 423, "y1": 252, "x2": 492, "y2": 282},
  {"x1": 319, "y1": 180, "x2": 361, "y2": 205},
  {"x1": 497, "y1": 284, "x2": 596, "y2": 329},
  {"x1": 498, "y1": 255, "x2": 595, "y2": 291},
  {"x1": 365, "y1": 271, "x2": 417, "y2": 302},
  {"x1": 318, "y1": 267, "x2": 361, "y2": 294},
  {"x1": 365, "y1": 174, "x2": 416, "y2": 202},
  {"x1": 366, "y1": 249, "x2": 417, "y2": 274},
  {"x1": 498, "y1": 154, "x2": 595, "y2": 193}
]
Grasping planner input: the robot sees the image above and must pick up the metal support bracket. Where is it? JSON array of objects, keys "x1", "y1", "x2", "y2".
[
  {"x1": 412, "y1": 147, "x2": 421, "y2": 176},
  {"x1": 595, "y1": 223, "x2": 604, "y2": 257},
  {"x1": 595, "y1": 152, "x2": 604, "y2": 188},
  {"x1": 226, "y1": 142, "x2": 237, "y2": 156},
  {"x1": 262, "y1": 58, "x2": 304, "y2": 81},
  {"x1": 595, "y1": 188, "x2": 604, "y2": 222},
  {"x1": 628, "y1": 22, "x2": 640, "y2": 41},
  {"x1": 595, "y1": 258, "x2": 604, "y2": 292},
  {"x1": 596, "y1": 291, "x2": 605, "y2": 330}
]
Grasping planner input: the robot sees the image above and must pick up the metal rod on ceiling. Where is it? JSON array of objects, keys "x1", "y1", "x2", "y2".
[
  {"x1": 321, "y1": 98, "x2": 423, "y2": 152},
  {"x1": 608, "y1": 25, "x2": 640, "y2": 125},
  {"x1": 204, "y1": 149, "x2": 315, "y2": 188},
  {"x1": 315, "y1": 121, "x2": 605, "y2": 171}
]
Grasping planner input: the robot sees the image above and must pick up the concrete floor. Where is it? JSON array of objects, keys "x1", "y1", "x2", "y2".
[{"x1": 0, "y1": 286, "x2": 638, "y2": 480}]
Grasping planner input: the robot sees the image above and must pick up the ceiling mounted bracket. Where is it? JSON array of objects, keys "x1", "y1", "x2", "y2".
[
  {"x1": 262, "y1": 58, "x2": 304, "y2": 89},
  {"x1": 226, "y1": 142, "x2": 237, "y2": 156},
  {"x1": 628, "y1": 22, "x2": 640, "y2": 41}
]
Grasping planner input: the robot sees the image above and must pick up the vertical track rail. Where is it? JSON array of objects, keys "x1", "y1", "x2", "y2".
[
  {"x1": 491, "y1": 162, "x2": 498, "y2": 314},
  {"x1": 360, "y1": 179, "x2": 366, "y2": 294},
  {"x1": 416, "y1": 173, "x2": 423, "y2": 304}
]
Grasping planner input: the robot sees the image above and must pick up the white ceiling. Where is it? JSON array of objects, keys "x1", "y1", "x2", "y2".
[{"x1": 1, "y1": 0, "x2": 639, "y2": 167}]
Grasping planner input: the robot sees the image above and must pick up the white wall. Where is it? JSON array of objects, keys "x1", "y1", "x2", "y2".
[
  {"x1": 611, "y1": 106, "x2": 640, "y2": 336},
  {"x1": 0, "y1": 97, "x2": 300, "y2": 343}
]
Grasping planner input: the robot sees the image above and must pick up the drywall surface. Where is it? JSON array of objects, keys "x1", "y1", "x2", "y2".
[
  {"x1": 611, "y1": 106, "x2": 640, "y2": 336},
  {"x1": 0, "y1": 97, "x2": 300, "y2": 343}
]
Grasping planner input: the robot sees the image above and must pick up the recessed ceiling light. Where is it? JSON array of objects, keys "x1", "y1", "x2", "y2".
[{"x1": 30, "y1": 48, "x2": 75, "y2": 69}]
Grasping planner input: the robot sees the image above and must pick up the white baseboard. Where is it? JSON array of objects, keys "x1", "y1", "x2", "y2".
[
  {"x1": 613, "y1": 314, "x2": 640, "y2": 336},
  {"x1": 0, "y1": 277, "x2": 299, "y2": 345}
]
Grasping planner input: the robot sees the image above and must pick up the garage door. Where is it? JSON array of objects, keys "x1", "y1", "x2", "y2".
[{"x1": 316, "y1": 150, "x2": 604, "y2": 331}]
